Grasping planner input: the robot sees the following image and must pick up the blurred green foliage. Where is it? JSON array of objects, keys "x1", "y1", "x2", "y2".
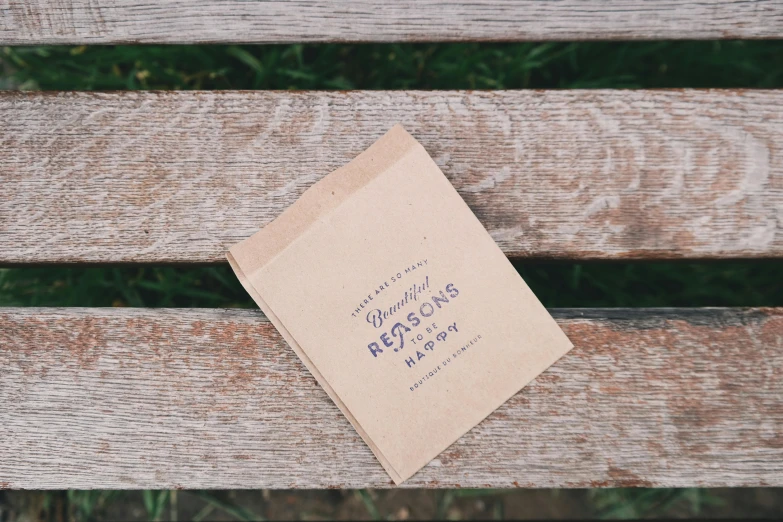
[
  {"x1": 3, "y1": 40, "x2": 783, "y2": 91},
  {"x1": 2, "y1": 40, "x2": 782, "y2": 521},
  {"x1": 1, "y1": 261, "x2": 782, "y2": 308}
]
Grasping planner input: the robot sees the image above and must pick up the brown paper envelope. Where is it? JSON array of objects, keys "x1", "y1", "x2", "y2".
[
  {"x1": 227, "y1": 252, "x2": 403, "y2": 482},
  {"x1": 228, "y1": 125, "x2": 573, "y2": 483}
]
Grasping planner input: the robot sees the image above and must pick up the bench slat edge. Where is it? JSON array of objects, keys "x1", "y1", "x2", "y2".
[
  {"x1": 1, "y1": 307, "x2": 781, "y2": 489},
  {"x1": 2, "y1": 1, "x2": 782, "y2": 45},
  {"x1": 2, "y1": 90, "x2": 782, "y2": 264}
]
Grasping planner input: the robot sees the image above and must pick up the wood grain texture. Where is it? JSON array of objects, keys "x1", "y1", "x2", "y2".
[
  {"x1": 2, "y1": 1, "x2": 782, "y2": 44},
  {"x1": 2, "y1": 90, "x2": 782, "y2": 264},
  {"x1": 1, "y1": 307, "x2": 781, "y2": 489}
]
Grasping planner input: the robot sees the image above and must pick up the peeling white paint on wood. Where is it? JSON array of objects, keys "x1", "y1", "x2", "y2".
[
  {"x1": 1, "y1": 307, "x2": 781, "y2": 489},
  {"x1": 1, "y1": 90, "x2": 781, "y2": 264},
  {"x1": 2, "y1": 1, "x2": 782, "y2": 45}
]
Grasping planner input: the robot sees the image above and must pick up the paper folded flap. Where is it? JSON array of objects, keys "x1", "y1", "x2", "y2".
[{"x1": 229, "y1": 124, "x2": 419, "y2": 278}]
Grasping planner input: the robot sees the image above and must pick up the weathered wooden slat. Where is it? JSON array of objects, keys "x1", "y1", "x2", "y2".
[
  {"x1": 1, "y1": 307, "x2": 781, "y2": 489},
  {"x1": 2, "y1": 1, "x2": 782, "y2": 45},
  {"x1": 2, "y1": 90, "x2": 782, "y2": 264}
]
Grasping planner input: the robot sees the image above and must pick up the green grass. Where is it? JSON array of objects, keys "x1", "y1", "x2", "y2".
[
  {"x1": 2, "y1": 40, "x2": 782, "y2": 521},
  {"x1": 4, "y1": 41, "x2": 783, "y2": 91},
  {"x1": 2, "y1": 261, "x2": 782, "y2": 309}
]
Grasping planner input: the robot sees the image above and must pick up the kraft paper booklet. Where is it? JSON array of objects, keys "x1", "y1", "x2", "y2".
[{"x1": 227, "y1": 125, "x2": 573, "y2": 484}]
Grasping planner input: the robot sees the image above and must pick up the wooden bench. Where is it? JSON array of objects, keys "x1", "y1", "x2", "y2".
[{"x1": 1, "y1": 1, "x2": 782, "y2": 491}]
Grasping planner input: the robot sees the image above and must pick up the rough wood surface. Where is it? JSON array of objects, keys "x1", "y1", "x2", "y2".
[
  {"x1": 1, "y1": 307, "x2": 781, "y2": 489},
  {"x1": 2, "y1": 1, "x2": 782, "y2": 44},
  {"x1": 2, "y1": 90, "x2": 783, "y2": 264}
]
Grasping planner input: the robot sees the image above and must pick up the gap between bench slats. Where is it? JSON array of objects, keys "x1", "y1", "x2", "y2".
[
  {"x1": 2, "y1": 1, "x2": 782, "y2": 45},
  {"x1": 2, "y1": 90, "x2": 782, "y2": 264},
  {"x1": 1, "y1": 307, "x2": 781, "y2": 489}
]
